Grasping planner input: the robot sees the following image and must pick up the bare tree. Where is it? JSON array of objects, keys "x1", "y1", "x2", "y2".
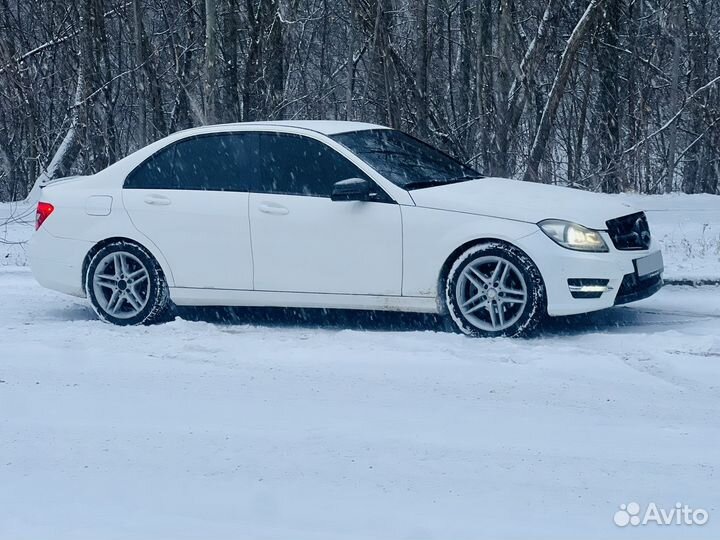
[
  {"x1": 204, "y1": 0, "x2": 218, "y2": 123},
  {"x1": 2, "y1": 0, "x2": 720, "y2": 201},
  {"x1": 524, "y1": 0, "x2": 604, "y2": 183},
  {"x1": 665, "y1": 0, "x2": 683, "y2": 193}
]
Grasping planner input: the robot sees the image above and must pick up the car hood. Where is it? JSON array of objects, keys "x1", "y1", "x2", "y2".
[{"x1": 408, "y1": 177, "x2": 637, "y2": 229}]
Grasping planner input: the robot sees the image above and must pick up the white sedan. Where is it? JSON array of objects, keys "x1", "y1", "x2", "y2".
[{"x1": 30, "y1": 121, "x2": 663, "y2": 336}]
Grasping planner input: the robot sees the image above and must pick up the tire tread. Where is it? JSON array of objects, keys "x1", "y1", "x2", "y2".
[
  {"x1": 85, "y1": 240, "x2": 171, "y2": 326},
  {"x1": 444, "y1": 241, "x2": 546, "y2": 337}
]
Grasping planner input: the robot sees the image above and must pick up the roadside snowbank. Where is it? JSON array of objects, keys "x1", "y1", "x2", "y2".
[
  {"x1": 616, "y1": 193, "x2": 720, "y2": 281},
  {"x1": 0, "y1": 202, "x2": 32, "y2": 267}
]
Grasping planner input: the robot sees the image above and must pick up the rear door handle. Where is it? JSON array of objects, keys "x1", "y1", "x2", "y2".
[
  {"x1": 258, "y1": 202, "x2": 289, "y2": 215},
  {"x1": 143, "y1": 194, "x2": 171, "y2": 206}
]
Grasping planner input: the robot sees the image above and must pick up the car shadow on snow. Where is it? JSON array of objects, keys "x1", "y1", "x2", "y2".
[
  {"x1": 45, "y1": 303, "x2": 97, "y2": 322},
  {"x1": 42, "y1": 300, "x2": 703, "y2": 336},
  {"x1": 171, "y1": 304, "x2": 692, "y2": 337},
  {"x1": 174, "y1": 306, "x2": 446, "y2": 332},
  {"x1": 540, "y1": 305, "x2": 718, "y2": 336},
  {"x1": 540, "y1": 307, "x2": 651, "y2": 336}
]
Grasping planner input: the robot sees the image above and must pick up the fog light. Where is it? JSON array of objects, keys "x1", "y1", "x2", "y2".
[{"x1": 568, "y1": 279, "x2": 610, "y2": 299}]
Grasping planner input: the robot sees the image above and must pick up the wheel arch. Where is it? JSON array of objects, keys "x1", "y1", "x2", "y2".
[
  {"x1": 82, "y1": 236, "x2": 173, "y2": 292},
  {"x1": 436, "y1": 237, "x2": 543, "y2": 313}
]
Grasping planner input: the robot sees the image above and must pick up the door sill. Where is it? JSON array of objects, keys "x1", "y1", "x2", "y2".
[{"x1": 169, "y1": 287, "x2": 439, "y2": 313}]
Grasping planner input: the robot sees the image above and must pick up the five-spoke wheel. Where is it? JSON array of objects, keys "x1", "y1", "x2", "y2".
[
  {"x1": 85, "y1": 241, "x2": 170, "y2": 325},
  {"x1": 445, "y1": 242, "x2": 545, "y2": 337},
  {"x1": 455, "y1": 256, "x2": 528, "y2": 332},
  {"x1": 92, "y1": 252, "x2": 151, "y2": 319}
]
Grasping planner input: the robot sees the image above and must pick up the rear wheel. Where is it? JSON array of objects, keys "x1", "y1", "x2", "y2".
[
  {"x1": 444, "y1": 242, "x2": 546, "y2": 337},
  {"x1": 85, "y1": 241, "x2": 170, "y2": 325}
]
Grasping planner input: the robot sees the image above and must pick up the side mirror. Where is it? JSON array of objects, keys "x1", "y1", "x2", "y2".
[{"x1": 331, "y1": 178, "x2": 373, "y2": 202}]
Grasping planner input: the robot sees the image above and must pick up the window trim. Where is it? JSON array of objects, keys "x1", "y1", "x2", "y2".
[
  {"x1": 123, "y1": 132, "x2": 258, "y2": 192},
  {"x1": 123, "y1": 128, "x2": 399, "y2": 203},
  {"x1": 330, "y1": 128, "x2": 481, "y2": 190}
]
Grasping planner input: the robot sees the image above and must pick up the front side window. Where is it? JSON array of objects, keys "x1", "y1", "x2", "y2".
[
  {"x1": 256, "y1": 133, "x2": 369, "y2": 197},
  {"x1": 125, "y1": 133, "x2": 258, "y2": 191},
  {"x1": 331, "y1": 129, "x2": 481, "y2": 189}
]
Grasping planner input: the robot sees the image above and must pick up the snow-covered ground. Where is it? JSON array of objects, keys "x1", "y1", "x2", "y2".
[
  {"x1": 1, "y1": 268, "x2": 719, "y2": 539},
  {"x1": 1, "y1": 193, "x2": 719, "y2": 538},
  {"x1": 2, "y1": 193, "x2": 719, "y2": 280}
]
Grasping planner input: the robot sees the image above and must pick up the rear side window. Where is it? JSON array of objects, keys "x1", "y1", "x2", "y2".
[
  {"x1": 256, "y1": 133, "x2": 367, "y2": 197},
  {"x1": 125, "y1": 133, "x2": 259, "y2": 191}
]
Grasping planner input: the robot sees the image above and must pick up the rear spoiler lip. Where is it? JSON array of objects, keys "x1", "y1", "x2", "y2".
[{"x1": 38, "y1": 174, "x2": 86, "y2": 189}]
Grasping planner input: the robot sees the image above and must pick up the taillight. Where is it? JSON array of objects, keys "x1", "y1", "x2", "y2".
[{"x1": 36, "y1": 202, "x2": 54, "y2": 230}]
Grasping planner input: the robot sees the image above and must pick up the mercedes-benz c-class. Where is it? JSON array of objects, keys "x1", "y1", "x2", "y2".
[{"x1": 30, "y1": 121, "x2": 664, "y2": 336}]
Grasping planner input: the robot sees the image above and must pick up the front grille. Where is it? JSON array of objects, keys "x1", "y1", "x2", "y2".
[{"x1": 606, "y1": 212, "x2": 651, "y2": 250}]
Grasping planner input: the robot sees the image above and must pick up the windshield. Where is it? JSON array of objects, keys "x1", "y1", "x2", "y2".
[{"x1": 331, "y1": 129, "x2": 482, "y2": 189}]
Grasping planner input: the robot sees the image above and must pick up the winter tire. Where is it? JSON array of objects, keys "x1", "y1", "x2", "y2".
[
  {"x1": 444, "y1": 242, "x2": 546, "y2": 337},
  {"x1": 85, "y1": 241, "x2": 170, "y2": 325}
]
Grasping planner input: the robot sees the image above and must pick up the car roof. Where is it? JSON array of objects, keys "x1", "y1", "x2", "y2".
[{"x1": 177, "y1": 120, "x2": 389, "y2": 137}]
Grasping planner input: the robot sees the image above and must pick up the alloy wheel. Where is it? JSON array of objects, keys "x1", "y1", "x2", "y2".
[
  {"x1": 455, "y1": 255, "x2": 528, "y2": 332},
  {"x1": 92, "y1": 251, "x2": 151, "y2": 319}
]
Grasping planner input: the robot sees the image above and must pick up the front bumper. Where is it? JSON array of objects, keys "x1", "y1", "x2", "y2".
[
  {"x1": 614, "y1": 272, "x2": 663, "y2": 305},
  {"x1": 517, "y1": 230, "x2": 664, "y2": 316}
]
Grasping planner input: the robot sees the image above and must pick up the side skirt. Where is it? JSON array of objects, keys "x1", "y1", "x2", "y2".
[{"x1": 169, "y1": 287, "x2": 440, "y2": 314}]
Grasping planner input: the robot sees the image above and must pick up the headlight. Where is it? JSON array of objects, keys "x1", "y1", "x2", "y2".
[{"x1": 538, "y1": 219, "x2": 609, "y2": 252}]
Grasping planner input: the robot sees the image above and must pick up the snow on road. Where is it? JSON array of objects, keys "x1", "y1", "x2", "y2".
[
  {"x1": 2, "y1": 193, "x2": 719, "y2": 537},
  {"x1": 1, "y1": 267, "x2": 719, "y2": 539}
]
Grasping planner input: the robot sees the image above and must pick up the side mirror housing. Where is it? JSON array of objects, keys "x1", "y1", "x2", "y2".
[{"x1": 331, "y1": 178, "x2": 372, "y2": 202}]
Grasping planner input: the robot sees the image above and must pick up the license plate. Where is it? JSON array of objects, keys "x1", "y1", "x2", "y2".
[{"x1": 634, "y1": 251, "x2": 664, "y2": 278}]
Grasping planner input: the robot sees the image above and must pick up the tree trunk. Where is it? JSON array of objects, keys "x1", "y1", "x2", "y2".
[
  {"x1": 345, "y1": 0, "x2": 357, "y2": 120},
  {"x1": 204, "y1": 0, "x2": 218, "y2": 124},
  {"x1": 492, "y1": 0, "x2": 513, "y2": 176},
  {"x1": 265, "y1": 0, "x2": 284, "y2": 117},
  {"x1": 594, "y1": 0, "x2": 621, "y2": 192},
  {"x1": 524, "y1": 0, "x2": 604, "y2": 183},
  {"x1": 133, "y1": 0, "x2": 147, "y2": 145},
  {"x1": 415, "y1": 0, "x2": 429, "y2": 137},
  {"x1": 222, "y1": 0, "x2": 240, "y2": 122},
  {"x1": 243, "y1": 1, "x2": 261, "y2": 121},
  {"x1": 665, "y1": 2, "x2": 683, "y2": 193}
]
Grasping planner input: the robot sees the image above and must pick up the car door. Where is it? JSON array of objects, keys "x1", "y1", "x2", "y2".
[
  {"x1": 249, "y1": 132, "x2": 402, "y2": 296},
  {"x1": 122, "y1": 133, "x2": 258, "y2": 290}
]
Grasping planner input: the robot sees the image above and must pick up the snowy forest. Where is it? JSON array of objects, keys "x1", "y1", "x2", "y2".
[{"x1": 1, "y1": 0, "x2": 719, "y2": 201}]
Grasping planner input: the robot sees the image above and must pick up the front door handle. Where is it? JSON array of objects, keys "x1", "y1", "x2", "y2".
[
  {"x1": 258, "y1": 202, "x2": 289, "y2": 215},
  {"x1": 143, "y1": 194, "x2": 172, "y2": 206}
]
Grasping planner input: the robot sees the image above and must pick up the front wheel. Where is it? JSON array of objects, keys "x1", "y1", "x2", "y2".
[
  {"x1": 85, "y1": 241, "x2": 170, "y2": 325},
  {"x1": 444, "y1": 242, "x2": 546, "y2": 337}
]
